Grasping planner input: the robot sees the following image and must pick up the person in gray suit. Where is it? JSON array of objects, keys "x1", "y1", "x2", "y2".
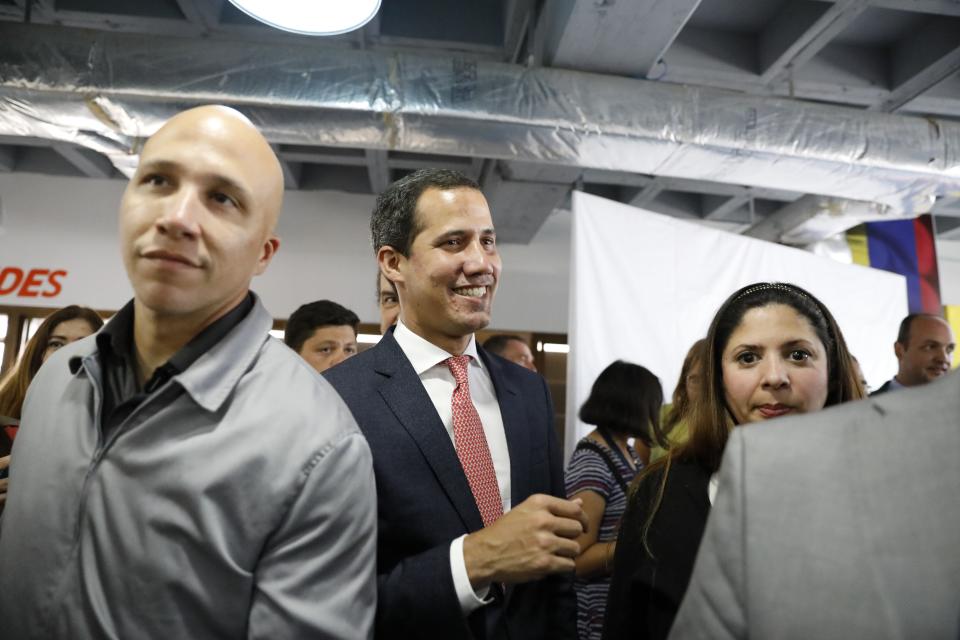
[{"x1": 670, "y1": 371, "x2": 960, "y2": 640}]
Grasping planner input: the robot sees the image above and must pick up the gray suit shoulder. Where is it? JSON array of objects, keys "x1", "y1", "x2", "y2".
[
  {"x1": 256, "y1": 335, "x2": 364, "y2": 440},
  {"x1": 736, "y1": 372, "x2": 960, "y2": 472}
]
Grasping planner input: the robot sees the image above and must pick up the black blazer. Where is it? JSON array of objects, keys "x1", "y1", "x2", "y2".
[
  {"x1": 602, "y1": 459, "x2": 712, "y2": 640},
  {"x1": 324, "y1": 331, "x2": 576, "y2": 640}
]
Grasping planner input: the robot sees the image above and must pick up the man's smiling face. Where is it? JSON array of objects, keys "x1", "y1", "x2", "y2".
[{"x1": 393, "y1": 187, "x2": 501, "y2": 351}]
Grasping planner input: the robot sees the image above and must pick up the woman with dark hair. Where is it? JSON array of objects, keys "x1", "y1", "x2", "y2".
[
  {"x1": 1, "y1": 305, "x2": 101, "y2": 509},
  {"x1": 0, "y1": 305, "x2": 103, "y2": 454},
  {"x1": 603, "y1": 282, "x2": 864, "y2": 640},
  {"x1": 566, "y1": 360, "x2": 664, "y2": 640},
  {"x1": 650, "y1": 338, "x2": 707, "y2": 462}
]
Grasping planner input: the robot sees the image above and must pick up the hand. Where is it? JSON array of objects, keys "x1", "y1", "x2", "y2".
[
  {"x1": 462, "y1": 493, "x2": 587, "y2": 588},
  {"x1": 0, "y1": 455, "x2": 9, "y2": 506}
]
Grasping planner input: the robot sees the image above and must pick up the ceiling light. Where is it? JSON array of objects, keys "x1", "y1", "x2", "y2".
[{"x1": 227, "y1": 0, "x2": 381, "y2": 36}]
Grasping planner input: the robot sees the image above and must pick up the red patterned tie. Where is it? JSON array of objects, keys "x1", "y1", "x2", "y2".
[{"x1": 445, "y1": 355, "x2": 504, "y2": 528}]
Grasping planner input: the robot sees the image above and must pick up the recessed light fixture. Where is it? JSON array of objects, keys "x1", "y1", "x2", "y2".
[{"x1": 227, "y1": 0, "x2": 381, "y2": 36}]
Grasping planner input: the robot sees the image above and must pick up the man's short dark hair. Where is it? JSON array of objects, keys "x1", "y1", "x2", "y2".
[
  {"x1": 284, "y1": 300, "x2": 360, "y2": 353},
  {"x1": 371, "y1": 169, "x2": 481, "y2": 256},
  {"x1": 897, "y1": 313, "x2": 944, "y2": 345},
  {"x1": 483, "y1": 334, "x2": 526, "y2": 357}
]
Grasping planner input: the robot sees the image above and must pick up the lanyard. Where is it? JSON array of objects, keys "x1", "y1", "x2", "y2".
[{"x1": 597, "y1": 427, "x2": 635, "y2": 472}]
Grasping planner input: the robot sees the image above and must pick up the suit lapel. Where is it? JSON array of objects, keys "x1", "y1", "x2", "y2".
[
  {"x1": 479, "y1": 347, "x2": 531, "y2": 508},
  {"x1": 373, "y1": 333, "x2": 484, "y2": 533}
]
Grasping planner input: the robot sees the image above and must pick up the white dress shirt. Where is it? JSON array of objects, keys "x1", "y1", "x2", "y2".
[{"x1": 392, "y1": 320, "x2": 512, "y2": 615}]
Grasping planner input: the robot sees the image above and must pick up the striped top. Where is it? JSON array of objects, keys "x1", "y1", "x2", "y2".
[{"x1": 566, "y1": 436, "x2": 642, "y2": 640}]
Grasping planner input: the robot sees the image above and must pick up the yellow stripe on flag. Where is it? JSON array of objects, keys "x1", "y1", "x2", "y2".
[
  {"x1": 847, "y1": 224, "x2": 869, "y2": 266},
  {"x1": 945, "y1": 305, "x2": 960, "y2": 370}
]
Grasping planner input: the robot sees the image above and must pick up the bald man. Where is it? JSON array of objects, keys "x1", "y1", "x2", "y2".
[
  {"x1": 0, "y1": 106, "x2": 377, "y2": 639},
  {"x1": 872, "y1": 313, "x2": 955, "y2": 395}
]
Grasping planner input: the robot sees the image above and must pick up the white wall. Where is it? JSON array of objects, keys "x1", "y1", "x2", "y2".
[{"x1": 0, "y1": 173, "x2": 571, "y2": 332}]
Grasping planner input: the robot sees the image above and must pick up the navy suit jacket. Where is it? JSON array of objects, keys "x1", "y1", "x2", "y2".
[{"x1": 325, "y1": 330, "x2": 576, "y2": 640}]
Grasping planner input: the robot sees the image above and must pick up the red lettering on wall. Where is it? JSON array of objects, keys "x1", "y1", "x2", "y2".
[
  {"x1": 18, "y1": 269, "x2": 49, "y2": 297},
  {"x1": 44, "y1": 269, "x2": 67, "y2": 298},
  {"x1": 0, "y1": 267, "x2": 68, "y2": 298},
  {"x1": 0, "y1": 267, "x2": 23, "y2": 295}
]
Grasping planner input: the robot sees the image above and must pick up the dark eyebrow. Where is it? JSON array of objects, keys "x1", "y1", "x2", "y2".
[
  {"x1": 138, "y1": 159, "x2": 179, "y2": 176},
  {"x1": 730, "y1": 339, "x2": 816, "y2": 352},
  {"x1": 782, "y1": 339, "x2": 816, "y2": 349},
  {"x1": 139, "y1": 160, "x2": 252, "y2": 205},
  {"x1": 434, "y1": 227, "x2": 496, "y2": 240},
  {"x1": 433, "y1": 230, "x2": 465, "y2": 243}
]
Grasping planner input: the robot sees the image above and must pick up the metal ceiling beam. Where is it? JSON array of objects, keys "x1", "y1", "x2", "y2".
[
  {"x1": 174, "y1": 0, "x2": 222, "y2": 31},
  {"x1": 482, "y1": 165, "x2": 570, "y2": 243},
  {"x1": 580, "y1": 170, "x2": 654, "y2": 188},
  {"x1": 627, "y1": 179, "x2": 666, "y2": 208},
  {"x1": 2, "y1": 22, "x2": 958, "y2": 224},
  {"x1": 703, "y1": 192, "x2": 752, "y2": 220},
  {"x1": 640, "y1": 190, "x2": 700, "y2": 220},
  {"x1": 468, "y1": 157, "x2": 485, "y2": 181},
  {"x1": 0, "y1": 146, "x2": 15, "y2": 172},
  {"x1": 863, "y1": 0, "x2": 960, "y2": 16},
  {"x1": 543, "y1": 0, "x2": 702, "y2": 77},
  {"x1": 270, "y1": 145, "x2": 301, "y2": 190},
  {"x1": 278, "y1": 150, "x2": 368, "y2": 167},
  {"x1": 0, "y1": 0, "x2": 25, "y2": 20},
  {"x1": 499, "y1": 160, "x2": 582, "y2": 184},
  {"x1": 871, "y1": 19, "x2": 960, "y2": 113},
  {"x1": 504, "y1": 0, "x2": 536, "y2": 63},
  {"x1": 25, "y1": 2, "x2": 205, "y2": 37},
  {"x1": 278, "y1": 160, "x2": 302, "y2": 190},
  {"x1": 759, "y1": 0, "x2": 872, "y2": 85},
  {"x1": 357, "y1": 12, "x2": 380, "y2": 49},
  {"x1": 51, "y1": 144, "x2": 113, "y2": 178},
  {"x1": 389, "y1": 156, "x2": 473, "y2": 172},
  {"x1": 365, "y1": 149, "x2": 391, "y2": 195},
  {"x1": 656, "y1": 33, "x2": 960, "y2": 120},
  {"x1": 934, "y1": 215, "x2": 960, "y2": 239},
  {"x1": 742, "y1": 194, "x2": 823, "y2": 241}
]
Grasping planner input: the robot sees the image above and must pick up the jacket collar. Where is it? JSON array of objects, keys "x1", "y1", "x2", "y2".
[
  {"x1": 170, "y1": 295, "x2": 272, "y2": 413},
  {"x1": 69, "y1": 293, "x2": 272, "y2": 414},
  {"x1": 371, "y1": 329, "x2": 533, "y2": 526}
]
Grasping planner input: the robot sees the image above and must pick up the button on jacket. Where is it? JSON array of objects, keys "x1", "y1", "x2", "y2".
[{"x1": 0, "y1": 296, "x2": 377, "y2": 640}]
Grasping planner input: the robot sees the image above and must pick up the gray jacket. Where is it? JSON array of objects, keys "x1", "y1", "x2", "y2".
[
  {"x1": 669, "y1": 372, "x2": 960, "y2": 640},
  {"x1": 0, "y1": 297, "x2": 377, "y2": 639}
]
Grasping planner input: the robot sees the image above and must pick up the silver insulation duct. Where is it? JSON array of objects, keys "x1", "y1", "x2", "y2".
[{"x1": 1, "y1": 22, "x2": 959, "y2": 213}]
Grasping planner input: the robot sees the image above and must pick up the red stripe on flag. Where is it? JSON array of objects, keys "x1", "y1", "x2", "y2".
[{"x1": 913, "y1": 215, "x2": 941, "y2": 313}]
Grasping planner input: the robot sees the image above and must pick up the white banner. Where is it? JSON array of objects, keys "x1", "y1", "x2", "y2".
[{"x1": 566, "y1": 191, "x2": 907, "y2": 459}]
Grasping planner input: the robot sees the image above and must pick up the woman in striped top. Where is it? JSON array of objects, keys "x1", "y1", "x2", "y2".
[{"x1": 566, "y1": 361, "x2": 664, "y2": 640}]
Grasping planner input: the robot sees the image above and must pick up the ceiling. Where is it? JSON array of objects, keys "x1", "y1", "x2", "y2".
[{"x1": 1, "y1": 0, "x2": 959, "y2": 242}]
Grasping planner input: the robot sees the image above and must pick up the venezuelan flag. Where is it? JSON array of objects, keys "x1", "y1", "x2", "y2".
[{"x1": 847, "y1": 214, "x2": 941, "y2": 314}]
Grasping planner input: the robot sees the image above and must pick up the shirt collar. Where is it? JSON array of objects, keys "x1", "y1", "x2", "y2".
[
  {"x1": 392, "y1": 319, "x2": 482, "y2": 376},
  {"x1": 96, "y1": 299, "x2": 136, "y2": 363},
  {"x1": 94, "y1": 294, "x2": 254, "y2": 381}
]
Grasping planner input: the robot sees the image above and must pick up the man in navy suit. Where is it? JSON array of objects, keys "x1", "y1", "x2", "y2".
[{"x1": 325, "y1": 169, "x2": 582, "y2": 639}]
